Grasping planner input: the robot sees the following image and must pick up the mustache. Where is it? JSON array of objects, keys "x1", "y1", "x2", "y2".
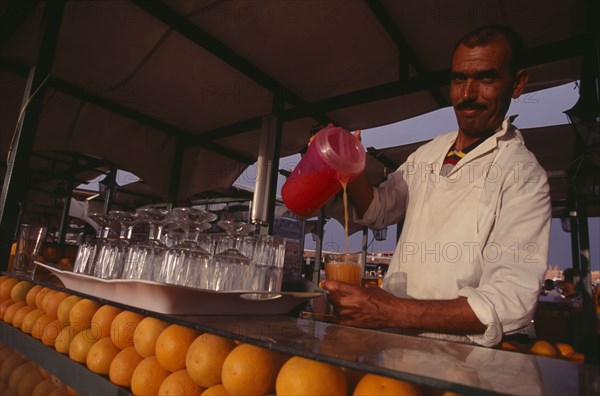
[{"x1": 456, "y1": 101, "x2": 487, "y2": 110}]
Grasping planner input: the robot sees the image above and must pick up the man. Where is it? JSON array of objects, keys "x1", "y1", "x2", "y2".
[{"x1": 324, "y1": 25, "x2": 551, "y2": 347}]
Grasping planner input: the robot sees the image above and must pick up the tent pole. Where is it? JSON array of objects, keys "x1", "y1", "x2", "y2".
[
  {"x1": 58, "y1": 157, "x2": 77, "y2": 244},
  {"x1": 102, "y1": 166, "x2": 118, "y2": 214},
  {"x1": 361, "y1": 226, "x2": 368, "y2": 276},
  {"x1": 0, "y1": 1, "x2": 65, "y2": 271},
  {"x1": 312, "y1": 208, "x2": 326, "y2": 287}
]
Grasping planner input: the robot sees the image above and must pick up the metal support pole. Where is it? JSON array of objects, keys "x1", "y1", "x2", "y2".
[
  {"x1": 265, "y1": 93, "x2": 285, "y2": 234},
  {"x1": 361, "y1": 226, "x2": 368, "y2": 275},
  {"x1": 0, "y1": 1, "x2": 65, "y2": 271},
  {"x1": 102, "y1": 166, "x2": 118, "y2": 214},
  {"x1": 251, "y1": 114, "x2": 278, "y2": 232},
  {"x1": 312, "y1": 208, "x2": 326, "y2": 287},
  {"x1": 568, "y1": 184, "x2": 581, "y2": 277},
  {"x1": 58, "y1": 157, "x2": 77, "y2": 244}
]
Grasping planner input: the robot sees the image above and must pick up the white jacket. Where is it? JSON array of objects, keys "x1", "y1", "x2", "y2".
[{"x1": 357, "y1": 117, "x2": 551, "y2": 346}]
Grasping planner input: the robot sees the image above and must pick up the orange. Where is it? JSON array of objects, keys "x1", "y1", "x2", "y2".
[
  {"x1": 0, "y1": 354, "x2": 24, "y2": 384},
  {"x1": 0, "y1": 277, "x2": 18, "y2": 301},
  {"x1": 26, "y1": 285, "x2": 44, "y2": 306},
  {"x1": 276, "y1": 355, "x2": 347, "y2": 396},
  {"x1": 35, "y1": 288, "x2": 52, "y2": 310},
  {"x1": 8, "y1": 362, "x2": 35, "y2": 390},
  {"x1": 10, "y1": 304, "x2": 36, "y2": 328},
  {"x1": 222, "y1": 343, "x2": 285, "y2": 396},
  {"x1": 58, "y1": 258, "x2": 73, "y2": 271},
  {"x1": 130, "y1": 356, "x2": 171, "y2": 396},
  {"x1": 353, "y1": 373, "x2": 422, "y2": 396},
  {"x1": 3, "y1": 301, "x2": 27, "y2": 323},
  {"x1": 159, "y1": 369, "x2": 204, "y2": 396},
  {"x1": 109, "y1": 346, "x2": 144, "y2": 387},
  {"x1": 0, "y1": 298, "x2": 15, "y2": 320},
  {"x1": 499, "y1": 340, "x2": 521, "y2": 352},
  {"x1": 32, "y1": 313, "x2": 58, "y2": 340},
  {"x1": 68, "y1": 328, "x2": 99, "y2": 363},
  {"x1": 17, "y1": 368, "x2": 44, "y2": 396},
  {"x1": 133, "y1": 316, "x2": 169, "y2": 357},
  {"x1": 530, "y1": 340, "x2": 557, "y2": 357},
  {"x1": 69, "y1": 299, "x2": 101, "y2": 333},
  {"x1": 9, "y1": 280, "x2": 34, "y2": 302},
  {"x1": 44, "y1": 291, "x2": 70, "y2": 318},
  {"x1": 186, "y1": 333, "x2": 236, "y2": 387},
  {"x1": 86, "y1": 337, "x2": 121, "y2": 374},
  {"x1": 90, "y1": 304, "x2": 122, "y2": 340},
  {"x1": 21, "y1": 309, "x2": 45, "y2": 333},
  {"x1": 54, "y1": 325, "x2": 79, "y2": 354},
  {"x1": 110, "y1": 310, "x2": 145, "y2": 350},
  {"x1": 201, "y1": 384, "x2": 230, "y2": 396},
  {"x1": 570, "y1": 352, "x2": 585, "y2": 363},
  {"x1": 57, "y1": 295, "x2": 82, "y2": 325},
  {"x1": 41, "y1": 290, "x2": 58, "y2": 313},
  {"x1": 42, "y1": 319, "x2": 65, "y2": 347},
  {"x1": 43, "y1": 245, "x2": 63, "y2": 262},
  {"x1": 555, "y1": 343, "x2": 574, "y2": 358},
  {"x1": 32, "y1": 378, "x2": 59, "y2": 396},
  {"x1": 155, "y1": 324, "x2": 199, "y2": 372}
]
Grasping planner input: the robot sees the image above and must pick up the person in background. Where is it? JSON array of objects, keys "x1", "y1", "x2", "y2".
[
  {"x1": 539, "y1": 279, "x2": 564, "y2": 302},
  {"x1": 324, "y1": 24, "x2": 551, "y2": 347}
]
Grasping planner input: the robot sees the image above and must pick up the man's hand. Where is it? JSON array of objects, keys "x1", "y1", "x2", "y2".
[
  {"x1": 324, "y1": 281, "x2": 487, "y2": 334},
  {"x1": 323, "y1": 280, "x2": 398, "y2": 328}
]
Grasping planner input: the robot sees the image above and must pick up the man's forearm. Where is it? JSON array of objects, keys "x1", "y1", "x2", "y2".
[
  {"x1": 347, "y1": 172, "x2": 374, "y2": 217},
  {"x1": 387, "y1": 296, "x2": 487, "y2": 334}
]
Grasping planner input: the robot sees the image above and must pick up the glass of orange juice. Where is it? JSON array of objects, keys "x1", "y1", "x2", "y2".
[{"x1": 324, "y1": 252, "x2": 362, "y2": 286}]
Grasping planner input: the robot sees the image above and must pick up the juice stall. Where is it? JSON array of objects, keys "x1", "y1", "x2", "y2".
[{"x1": 1, "y1": 1, "x2": 599, "y2": 395}]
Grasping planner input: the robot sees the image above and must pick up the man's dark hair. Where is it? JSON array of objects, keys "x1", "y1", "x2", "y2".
[
  {"x1": 544, "y1": 279, "x2": 555, "y2": 291},
  {"x1": 453, "y1": 24, "x2": 525, "y2": 75}
]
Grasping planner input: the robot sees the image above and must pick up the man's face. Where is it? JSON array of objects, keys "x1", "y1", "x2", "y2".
[{"x1": 450, "y1": 39, "x2": 527, "y2": 137}]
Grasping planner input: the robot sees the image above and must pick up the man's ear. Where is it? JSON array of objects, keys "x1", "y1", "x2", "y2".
[{"x1": 512, "y1": 68, "x2": 528, "y2": 98}]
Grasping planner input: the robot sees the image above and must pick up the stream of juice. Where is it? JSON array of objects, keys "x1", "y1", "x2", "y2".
[{"x1": 340, "y1": 179, "x2": 349, "y2": 255}]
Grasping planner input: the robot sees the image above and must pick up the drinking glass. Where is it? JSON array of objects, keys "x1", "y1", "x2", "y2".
[
  {"x1": 324, "y1": 252, "x2": 362, "y2": 286},
  {"x1": 255, "y1": 235, "x2": 286, "y2": 292},
  {"x1": 93, "y1": 211, "x2": 137, "y2": 279},
  {"x1": 158, "y1": 207, "x2": 216, "y2": 287},
  {"x1": 11, "y1": 224, "x2": 47, "y2": 277},
  {"x1": 212, "y1": 220, "x2": 255, "y2": 291},
  {"x1": 73, "y1": 213, "x2": 111, "y2": 275},
  {"x1": 121, "y1": 208, "x2": 168, "y2": 280}
]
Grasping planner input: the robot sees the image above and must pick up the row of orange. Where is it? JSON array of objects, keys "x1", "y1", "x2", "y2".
[
  {"x1": 1, "y1": 342, "x2": 76, "y2": 396},
  {"x1": 1, "y1": 276, "x2": 431, "y2": 396}
]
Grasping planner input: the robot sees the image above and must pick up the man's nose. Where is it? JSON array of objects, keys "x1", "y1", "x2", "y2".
[{"x1": 462, "y1": 79, "x2": 477, "y2": 101}]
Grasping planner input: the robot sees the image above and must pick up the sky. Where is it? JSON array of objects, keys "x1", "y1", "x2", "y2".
[{"x1": 258, "y1": 82, "x2": 599, "y2": 271}]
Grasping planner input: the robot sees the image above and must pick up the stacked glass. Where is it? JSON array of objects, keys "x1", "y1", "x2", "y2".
[{"x1": 73, "y1": 207, "x2": 287, "y2": 292}]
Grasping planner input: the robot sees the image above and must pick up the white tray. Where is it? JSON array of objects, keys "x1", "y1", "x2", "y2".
[{"x1": 36, "y1": 262, "x2": 320, "y2": 315}]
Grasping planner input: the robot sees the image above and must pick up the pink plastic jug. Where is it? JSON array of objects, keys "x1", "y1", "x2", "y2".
[{"x1": 282, "y1": 124, "x2": 365, "y2": 217}]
